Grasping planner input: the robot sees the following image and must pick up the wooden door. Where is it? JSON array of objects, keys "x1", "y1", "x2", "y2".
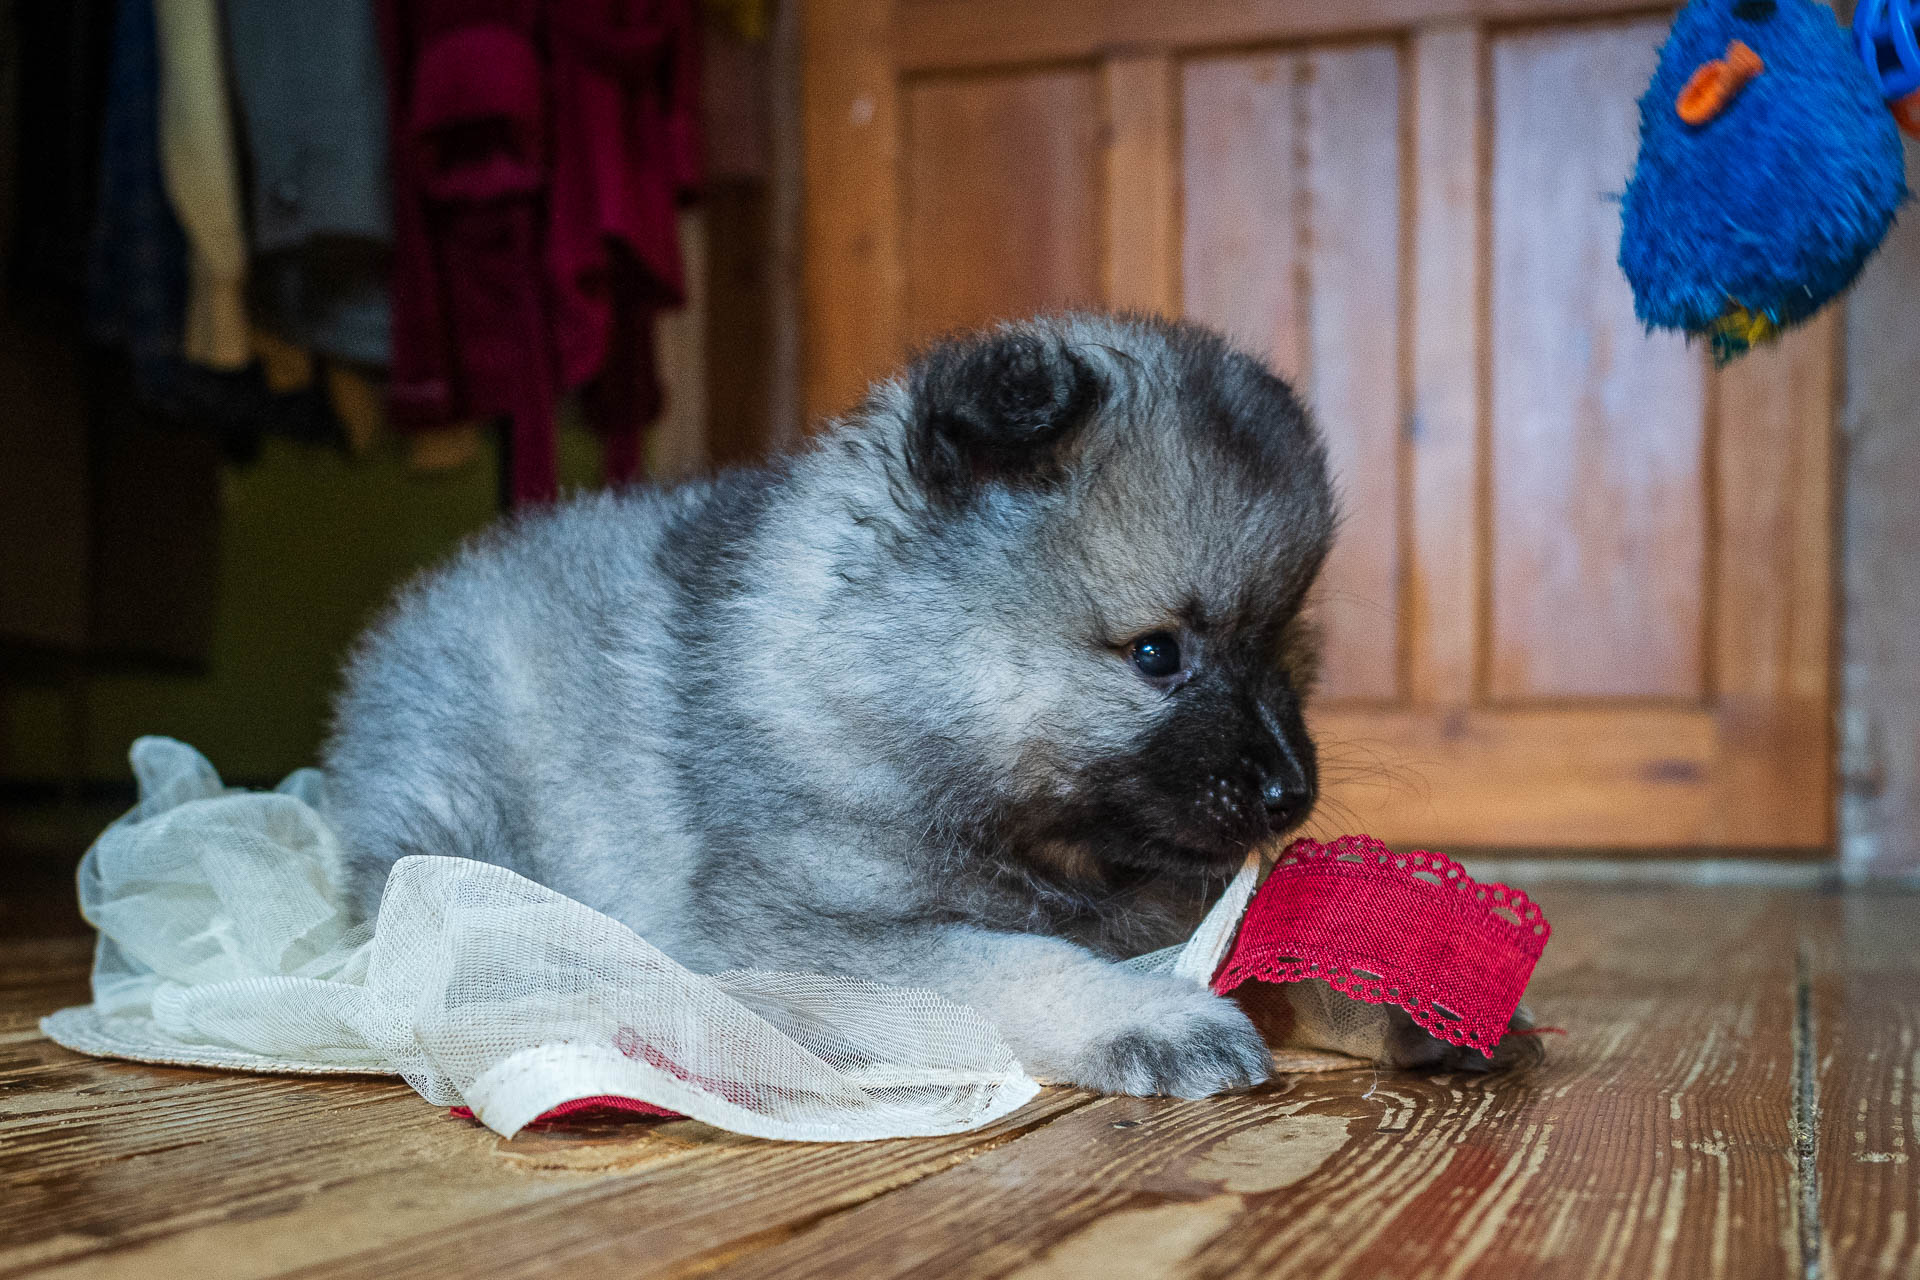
[{"x1": 802, "y1": 1, "x2": 1836, "y2": 853}]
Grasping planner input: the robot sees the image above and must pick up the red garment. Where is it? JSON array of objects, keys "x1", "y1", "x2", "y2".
[{"x1": 379, "y1": 0, "x2": 700, "y2": 505}]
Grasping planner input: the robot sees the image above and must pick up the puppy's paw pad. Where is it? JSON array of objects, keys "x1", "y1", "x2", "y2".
[{"x1": 1079, "y1": 998, "x2": 1271, "y2": 1100}]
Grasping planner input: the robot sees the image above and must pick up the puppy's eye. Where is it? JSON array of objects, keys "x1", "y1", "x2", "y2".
[{"x1": 1128, "y1": 632, "x2": 1183, "y2": 680}]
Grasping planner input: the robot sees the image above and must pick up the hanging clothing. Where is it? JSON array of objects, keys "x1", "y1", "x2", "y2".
[
  {"x1": 88, "y1": 0, "x2": 188, "y2": 375},
  {"x1": 89, "y1": 0, "x2": 339, "y2": 463},
  {"x1": 380, "y1": 0, "x2": 701, "y2": 506},
  {"x1": 222, "y1": 0, "x2": 394, "y2": 367},
  {"x1": 152, "y1": 0, "x2": 251, "y2": 370}
]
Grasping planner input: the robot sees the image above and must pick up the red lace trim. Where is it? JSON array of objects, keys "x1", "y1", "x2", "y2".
[{"x1": 1212, "y1": 835, "x2": 1551, "y2": 1057}]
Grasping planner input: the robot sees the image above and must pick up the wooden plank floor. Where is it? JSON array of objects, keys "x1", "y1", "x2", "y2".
[{"x1": 2, "y1": 884, "x2": 1915, "y2": 1279}]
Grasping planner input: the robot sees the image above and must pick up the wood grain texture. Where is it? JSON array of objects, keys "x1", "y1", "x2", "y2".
[
  {"x1": 902, "y1": 69, "x2": 1105, "y2": 344},
  {"x1": 1301, "y1": 45, "x2": 1405, "y2": 704},
  {"x1": 620, "y1": 886, "x2": 1815, "y2": 1280},
  {"x1": 1405, "y1": 24, "x2": 1483, "y2": 710},
  {"x1": 893, "y1": 0, "x2": 1715, "y2": 74},
  {"x1": 1805, "y1": 892, "x2": 1920, "y2": 1278},
  {"x1": 0, "y1": 978, "x2": 1089, "y2": 1279},
  {"x1": 9, "y1": 886, "x2": 1920, "y2": 1278},
  {"x1": 1183, "y1": 46, "x2": 1404, "y2": 702},
  {"x1": 705, "y1": 1002, "x2": 1798, "y2": 1280},
  {"x1": 1487, "y1": 18, "x2": 1706, "y2": 702},
  {"x1": 766, "y1": 0, "x2": 805, "y2": 446},
  {"x1": 1182, "y1": 52, "x2": 1305, "y2": 377},
  {"x1": 1102, "y1": 55, "x2": 1178, "y2": 315},
  {"x1": 800, "y1": 0, "x2": 901, "y2": 421},
  {"x1": 1702, "y1": 314, "x2": 1835, "y2": 848},
  {"x1": 1840, "y1": 134, "x2": 1920, "y2": 876},
  {"x1": 1315, "y1": 704, "x2": 1730, "y2": 848},
  {"x1": 1312, "y1": 707, "x2": 1836, "y2": 851},
  {"x1": 1713, "y1": 307, "x2": 1834, "y2": 707}
]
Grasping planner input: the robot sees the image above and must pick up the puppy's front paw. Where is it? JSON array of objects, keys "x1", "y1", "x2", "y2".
[{"x1": 1075, "y1": 990, "x2": 1271, "y2": 1100}]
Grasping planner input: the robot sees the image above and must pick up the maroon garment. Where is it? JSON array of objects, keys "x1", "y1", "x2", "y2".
[{"x1": 379, "y1": 0, "x2": 700, "y2": 505}]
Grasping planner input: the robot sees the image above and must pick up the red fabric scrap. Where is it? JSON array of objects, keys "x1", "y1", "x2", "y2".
[{"x1": 1212, "y1": 834, "x2": 1551, "y2": 1057}]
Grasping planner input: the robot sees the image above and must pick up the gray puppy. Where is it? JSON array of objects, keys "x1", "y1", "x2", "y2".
[{"x1": 324, "y1": 313, "x2": 1336, "y2": 1099}]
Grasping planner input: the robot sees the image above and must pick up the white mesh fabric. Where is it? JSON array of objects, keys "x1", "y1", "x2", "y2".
[
  {"x1": 1278, "y1": 978, "x2": 1400, "y2": 1060},
  {"x1": 44, "y1": 738, "x2": 1059, "y2": 1139}
]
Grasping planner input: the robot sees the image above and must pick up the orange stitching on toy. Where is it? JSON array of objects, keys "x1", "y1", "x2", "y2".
[
  {"x1": 1895, "y1": 89, "x2": 1920, "y2": 141},
  {"x1": 1676, "y1": 38, "x2": 1765, "y2": 125}
]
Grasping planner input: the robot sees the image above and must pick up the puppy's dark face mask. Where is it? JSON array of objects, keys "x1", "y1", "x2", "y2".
[
  {"x1": 896, "y1": 316, "x2": 1335, "y2": 886},
  {"x1": 1075, "y1": 621, "x2": 1323, "y2": 875}
]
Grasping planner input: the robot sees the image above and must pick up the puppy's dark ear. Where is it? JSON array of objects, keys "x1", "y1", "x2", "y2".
[{"x1": 906, "y1": 329, "x2": 1101, "y2": 502}]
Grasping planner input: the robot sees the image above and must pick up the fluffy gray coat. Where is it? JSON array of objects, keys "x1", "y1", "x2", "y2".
[{"x1": 324, "y1": 313, "x2": 1341, "y2": 1097}]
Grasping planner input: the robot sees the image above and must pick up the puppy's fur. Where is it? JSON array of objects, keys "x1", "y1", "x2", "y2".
[{"x1": 324, "y1": 313, "x2": 1337, "y2": 1097}]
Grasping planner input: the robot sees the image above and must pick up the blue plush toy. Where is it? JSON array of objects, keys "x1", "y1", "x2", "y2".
[{"x1": 1620, "y1": 0, "x2": 1910, "y2": 361}]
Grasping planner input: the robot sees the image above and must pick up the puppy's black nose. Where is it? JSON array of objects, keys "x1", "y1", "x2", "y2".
[{"x1": 1261, "y1": 777, "x2": 1313, "y2": 832}]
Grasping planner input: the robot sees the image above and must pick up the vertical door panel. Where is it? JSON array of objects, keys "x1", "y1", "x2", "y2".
[
  {"x1": 1185, "y1": 46, "x2": 1404, "y2": 703},
  {"x1": 1183, "y1": 54, "x2": 1306, "y2": 377},
  {"x1": 1488, "y1": 20, "x2": 1708, "y2": 702},
  {"x1": 902, "y1": 70, "x2": 1105, "y2": 343}
]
